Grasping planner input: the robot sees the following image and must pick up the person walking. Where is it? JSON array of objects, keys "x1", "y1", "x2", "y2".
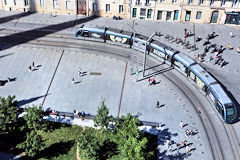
[
  {"x1": 72, "y1": 77, "x2": 75, "y2": 84},
  {"x1": 28, "y1": 65, "x2": 32, "y2": 72},
  {"x1": 230, "y1": 31, "x2": 233, "y2": 38},
  {"x1": 32, "y1": 61, "x2": 35, "y2": 68},
  {"x1": 186, "y1": 145, "x2": 190, "y2": 154},
  {"x1": 179, "y1": 121, "x2": 183, "y2": 128},
  {"x1": 148, "y1": 77, "x2": 151, "y2": 86},
  {"x1": 184, "y1": 28, "x2": 187, "y2": 34},
  {"x1": 78, "y1": 68, "x2": 82, "y2": 77},
  {"x1": 156, "y1": 101, "x2": 160, "y2": 108}
]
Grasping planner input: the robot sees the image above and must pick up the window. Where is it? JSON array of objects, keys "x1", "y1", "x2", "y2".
[
  {"x1": 136, "y1": 0, "x2": 140, "y2": 5},
  {"x1": 40, "y1": 0, "x2": 45, "y2": 7},
  {"x1": 166, "y1": 11, "x2": 171, "y2": 20},
  {"x1": 199, "y1": 0, "x2": 204, "y2": 4},
  {"x1": 119, "y1": 5, "x2": 123, "y2": 13},
  {"x1": 221, "y1": 0, "x2": 226, "y2": 5},
  {"x1": 173, "y1": 10, "x2": 179, "y2": 20},
  {"x1": 24, "y1": 0, "x2": 28, "y2": 6},
  {"x1": 92, "y1": 3, "x2": 97, "y2": 11},
  {"x1": 140, "y1": 8, "x2": 146, "y2": 16},
  {"x1": 14, "y1": 0, "x2": 19, "y2": 5},
  {"x1": 106, "y1": 4, "x2": 110, "y2": 12},
  {"x1": 232, "y1": 0, "x2": 238, "y2": 6},
  {"x1": 185, "y1": 11, "x2": 191, "y2": 21},
  {"x1": 132, "y1": 8, "x2": 137, "y2": 18},
  {"x1": 210, "y1": 0, "x2": 214, "y2": 5},
  {"x1": 196, "y1": 11, "x2": 201, "y2": 19},
  {"x1": 66, "y1": 1, "x2": 71, "y2": 10},
  {"x1": 147, "y1": 9, "x2": 152, "y2": 18},
  {"x1": 145, "y1": 0, "x2": 150, "y2": 5},
  {"x1": 157, "y1": 11, "x2": 162, "y2": 20},
  {"x1": 188, "y1": 0, "x2": 193, "y2": 4},
  {"x1": 160, "y1": 0, "x2": 165, "y2": 1},
  {"x1": 53, "y1": 0, "x2": 58, "y2": 8},
  {"x1": 172, "y1": 0, "x2": 177, "y2": 3}
]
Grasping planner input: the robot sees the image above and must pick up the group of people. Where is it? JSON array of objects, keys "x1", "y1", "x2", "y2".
[
  {"x1": 166, "y1": 139, "x2": 190, "y2": 157},
  {"x1": 72, "y1": 68, "x2": 84, "y2": 84},
  {"x1": 28, "y1": 61, "x2": 37, "y2": 72},
  {"x1": 74, "y1": 110, "x2": 85, "y2": 120},
  {"x1": 184, "y1": 28, "x2": 193, "y2": 38},
  {"x1": 148, "y1": 77, "x2": 156, "y2": 86}
]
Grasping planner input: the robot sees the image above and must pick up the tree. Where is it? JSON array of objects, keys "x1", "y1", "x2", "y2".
[
  {"x1": 21, "y1": 130, "x2": 44, "y2": 157},
  {"x1": 78, "y1": 128, "x2": 101, "y2": 160},
  {"x1": 114, "y1": 113, "x2": 147, "y2": 160},
  {"x1": 0, "y1": 95, "x2": 18, "y2": 133},
  {"x1": 94, "y1": 99, "x2": 113, "y2": 130},
  {"x1": 24, "y1": 104, "x2": 44, "y2": 131}
]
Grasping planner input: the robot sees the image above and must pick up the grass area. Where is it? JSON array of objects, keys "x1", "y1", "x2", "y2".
[
  {"x1": 0, "y1": 121, "x2": 158, "y2": 160},
  {"x1": 0, "y1": 121, "x2": 83, "y2": 160}
]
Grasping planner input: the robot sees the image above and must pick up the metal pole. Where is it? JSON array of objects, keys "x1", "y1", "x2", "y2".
[
  {"x1": 193, "y1": 23, "x2": 196, "y2": 49},
  {"x1": 126, "y1": 23, "x2": 136, "y2": 75},
  {"x1": 143, "y1": 33, "x2": 155, "y2": 77},
  {"x1": 136, "y1": 42, "x2": 140, "y2": 81}
]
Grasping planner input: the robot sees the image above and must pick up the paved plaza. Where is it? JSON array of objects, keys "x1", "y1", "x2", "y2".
[
  {"x1": 0, "y1": 42, "x2": 212, "y2": 159},
  {"x1": 0, "y1": 11, "x2": 240, "y2": 160}
]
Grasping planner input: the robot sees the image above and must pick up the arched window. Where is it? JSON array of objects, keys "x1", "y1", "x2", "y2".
[{"x1": 210, "y1": 11, "x2": 218, "y2": 23}]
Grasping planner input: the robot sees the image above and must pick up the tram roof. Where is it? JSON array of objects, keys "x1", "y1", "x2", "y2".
[{"x1": 190, "y1": 64, "x2": 216, "y2": 86}]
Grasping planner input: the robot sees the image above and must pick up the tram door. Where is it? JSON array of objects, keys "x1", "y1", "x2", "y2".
[
  {"x1": 77, "y1": 0, "x2": 86, "y2": 15},
  {"x1": 210, "y1": 11, "x2": 218, "y2": 23}
]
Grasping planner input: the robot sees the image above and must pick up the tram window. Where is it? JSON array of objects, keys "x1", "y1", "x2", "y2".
[
  {"x1": 82, "y1": 31, "x2": 89, "y2": 37},
  {"x1": 216, "y1": 102, "x2": 220, "y2": 112},
  {"x1": 227, "y1": 108, "x2": 234, "y2": 115}
]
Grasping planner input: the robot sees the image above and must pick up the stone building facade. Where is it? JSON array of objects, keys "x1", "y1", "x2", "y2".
[{"x1": 0, "y1": 0, "x2": 239, "y2": 25}]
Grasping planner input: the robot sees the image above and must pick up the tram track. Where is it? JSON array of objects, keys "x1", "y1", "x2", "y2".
[{"x1": 0, "y1": 30, "x2": 239, "y2": 159}]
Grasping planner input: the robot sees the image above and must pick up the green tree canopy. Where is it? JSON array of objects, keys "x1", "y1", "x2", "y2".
[
  {"x1": 24, "y1": 104, "x2": 44, "y2": 131},
  {"x1": 114, "y1": 113, "x2": 147, "y2": 160},
  {"x1": 94, "y1": 99, "x2": 113, "y2": 130},
  {"x1": 0, "y1": 95, "x2": 18, "y2": 133},
  {"x1": 21, "y1": 130, "x2": 44, "y2": 157}
]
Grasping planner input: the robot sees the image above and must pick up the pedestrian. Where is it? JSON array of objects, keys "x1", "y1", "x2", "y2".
[
  {"x1": 148, "y1": 77, "x2": 151, "y2": 86},
  {"x1": 179, "y1": 121, "x2": 183, "y2": 128},
  {"x1": 72, "y1": 77, "x2": 75, "y2": 84},
  {"x1": 156, "y1": 101, "x2": 160, "y2": 108},
  {"x1": 82, "y1": 111, "x2": 85, "y2": 117},
  {"x1": 184, "y1": 28, "x2": 187, "y2": 34},
  {"x1": 186, "y1": 145, "x2": 190, "y2": 154},
  {"x1": 28, "y1": 65, "x2": 32, "y2": 72},
  {"x1": 152, "y1": 78, "x2": 156, "y2": 85},
  {"x1": 78, "y1": 68, "x2": 81, "y2": 77},
  {"x1": 189, "y1": 130, "x2": 193, "y2": 136},
  {"x1": 185, "y1": 129, "x2": 189, "y2": 137},
  {"x1": 169, "y1": 144, "x2": 173, "y2": 153},
  {"x1": 230, "y1": 31, "x2": 233, "y2": 38},
  {"x1": 7, "y1": 77, "x2": 10, "y2": 82},
  {"x1": 166, "y1": 139, "x2": 170, "y2": 148},
  {"x1": 32, "y1": 61, "x2": 35, "y2": 68}
]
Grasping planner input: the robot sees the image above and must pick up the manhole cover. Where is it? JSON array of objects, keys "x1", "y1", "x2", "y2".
[{"x1": 90, "y1": 72, "x2": 101, "y2": 75}]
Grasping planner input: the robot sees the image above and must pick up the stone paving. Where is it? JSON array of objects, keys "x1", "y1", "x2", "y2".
[
  {"x1": 0, "y1": 10, "x2": 239, "y2": 159},
  {"x1": 0, "y1": 11, "x2": 239, "y2": 104}
]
